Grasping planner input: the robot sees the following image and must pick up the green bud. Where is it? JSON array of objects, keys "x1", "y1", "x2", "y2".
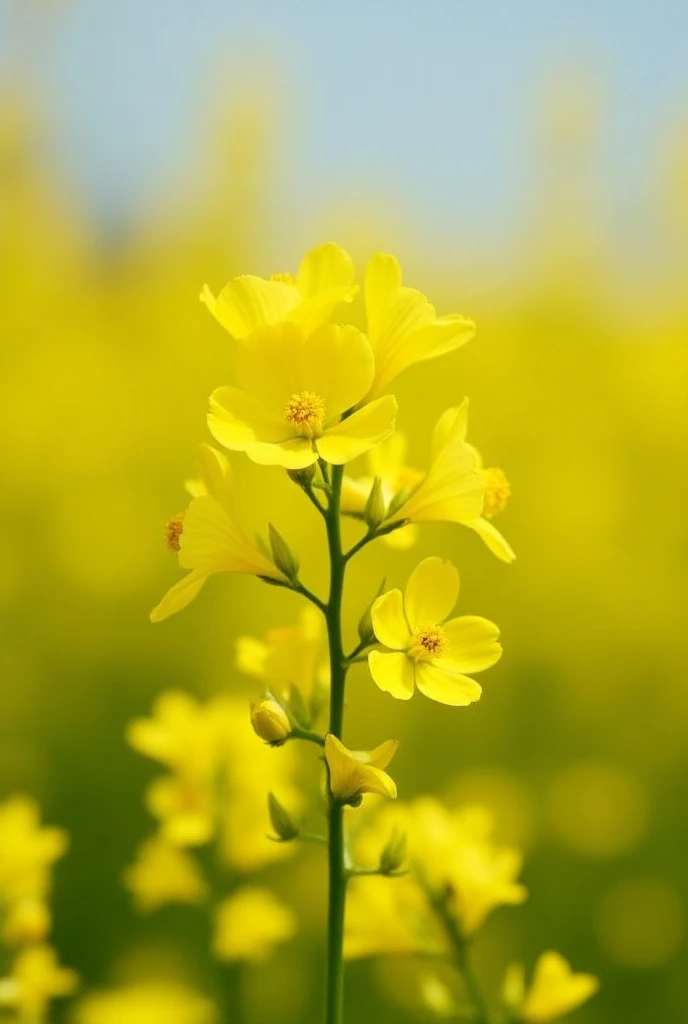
[
  {"x1": 363, "y1": 477, "x2": 386, "y2": 529},
  {"x1": 267, "y1": 792, "x2": 300, "y2": 841},
  {"x1": 287, "y1": 684, "x2": 310, "y2": 728},
  {"x1": 268, "y1": 523, "x2": 300, "y2": 579},
  {"x1": 379, "y1": 829, "x2": 407, "y2": 874},
  {"x1": 287, "y1": 465, "x2": 317, "y2": 488},
  {"x1": 386, "y1": 485, "x2": 414, "y2": 519},
  {"x1": 358, "y1": 578, "x2": 386, "y2": 645}
]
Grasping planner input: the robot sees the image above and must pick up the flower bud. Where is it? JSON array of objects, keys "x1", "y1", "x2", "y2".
[
  {"x1": 267, "y1": 793, "x2": 300, "y2": 841},
  {"x1": 268, "y1": 524, "x2": 300, "y2": 580},
  {"x1": 379, "y1": 829, "x2": 407, "y2": 875},
  {"x1": 287, "y1": 465, "x2": 317, "y2": 488},
  {"x1": 363, "y1": 477, "x2": 386, "y2": 529},
  {"x1": 250, "y1": 700, "x2": 291, "y2": 744},
  {"x1": 358, "y1": 578, "x2": 386, "y2": 645}
]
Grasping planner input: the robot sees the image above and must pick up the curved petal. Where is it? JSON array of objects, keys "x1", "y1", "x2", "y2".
[
  {"x1": 440, "y1": 616, "x2": 502, "y2": 673},
  {"x1": 179, "y1": 496, "x2": 282, "y2": 579},
  {"x1": 404, "y1": 557, "x2": 459, "y2": 629},
  {"x1": 197, "y1": 444, "x2": 236, "y2": 510},
  {"x1": 302, "y1": 324, "x2": 374, "y2": 416},
  {"x1": 150, "y1": 571, "x2": 207, "y2": 623},
  {"x1": 373, "y1": 310, "x2": 475, "y2": 397},
  {"x1": 431, "y1": 400, "x2": 470, "y2": 459},
  {"x1": 368, "y1": 651, "x2": 415, "y2": 700},
  {"x1": 371, "y1": 589, "x2": 410, "y2": 650},
  {"x1": 364, "y1": 252, "x2": 402, "y2": 336},
  {"x1": 340, "y1": 475, "x2": 371, "y2": 516},
  {"x1": 469, "y1": 517, "x2": 516, "y2": 563},
  {"x1": 364, "y1": 739, "x2": 399, "y2": 770},
  {"x1": 392, "y1": 441, "x2": 484, "y2": 525},
  {"x1": 245, "y1": 438, "x2": 317, "y2": 469},
  {"x1": 415, "y1": 662, "x2": 482, "y2": 706},
  {"x1": 201, "y1": 276, "x2": 300, "y2": 338},
  {"x1": 316, "y1": 395, "x2": 397, "y2": 465},
  {"x1": 208, "y1": 386, "x2": 294, "y2": 452},
  {"x1": 234, "y1": 322, "x2": 307, "y2": 414},
  {"x1": 358, "y1": 765, "x2": 397, "y2": 800},
  {"x1": 297, "y1": 242, "x2": 355, "y2": 295}
]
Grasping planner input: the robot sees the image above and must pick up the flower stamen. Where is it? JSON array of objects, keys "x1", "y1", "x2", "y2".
[
  {"x1": 409, "y1": 623, "x2": 448, "y2": 661},
  {"x1": 284, "y1": 391, "x2": 327, "y2": 437},
  {"x1": 481, "y1": 467, "x2": 510, "y2": 518},
  {"x1": 164, "y1": 513, "x2": 185, "y2": 552}
]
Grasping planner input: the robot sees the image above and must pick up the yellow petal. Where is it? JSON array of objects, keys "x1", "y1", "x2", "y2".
[
  {"x1": 368, "y1": 651, "x2": 415, "y2": 700},
  {"x1": 371, "y1": 589, "x2": 410, "y2": 649},
  {"x1": 404, "y1": 556, "x2": 459, "y2": 629},
  {"x1": 358, "y1": 765, "x2": 398, "y2": 799},
  {"x1": 316, "y1": 395, "x2": 398, "y2": 464},
  {"x1": 179, "y1": 495, "x2": 281, "y2": 579},
  {"x1": 373, "y1": 312, "x2": 475, "y2": 397},
  {"x1": 431, "y1": 400, "x2": 470, "y2": 459},
  {"x1": 415, "y1": 662, "x2": 482, "y2": 706},
  {"x1": 208, "y1": 386, "x2": 294, "y2": 451},
  {"x1": 196, "y1": 444, "x2": 235, "y2": 509},
  {"x1": 201, "y1": 275, "x2": 300, "y2": 337},
  {"x1": 150, "y1": 571, "x2": 207, "y2": 623},
  {"x1": 364, "y1": 252, "x2": 403, "y2": 335},
  {"x1": 440, "y1": 616, "x2": 502, "y2": 673},
  {"x1": 365, "y1": 739, "x2": 399, "y2": 770},
  {"x1": 469, "y1": 517, "x2": 516, "y2": 563},
  {"x1": 302, "y1": 324, "x2": 374, "y2": 416},
  {"x1": 233, "y1": 322, "x2": 307, "y2": 414},
  {"x1": 246, "y1": 438, "x2": 317, "y2": 469},
  {"x1": 296, "y1": 242, "x2": 354, "y2": 294},
  {"x1": 522, "y1": 952, "x2": 600, "y2": 1024},
  {"x1": 393, "y1": 441, "x2": 484, "y2": 525},
  {"x1": 340, "y1": 475, "x2": 370, "y2": 515}
]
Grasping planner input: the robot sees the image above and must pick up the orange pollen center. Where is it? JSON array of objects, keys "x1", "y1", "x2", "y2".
[
  {"x1": 481, "y1": 467, "x2": 511, "y2": 518},
  {"x1": 270, "y1": 272, "x2": 297, "y2": 285},
  {"x1": 409, "y1": 623, "x2": 447, "y2": 660},
  {"x1": 165, "y1": 512, "x2": 185, "y2": 552},
  {"x1": 284, "y1": 391, "x2": 326, "y2": 435}
]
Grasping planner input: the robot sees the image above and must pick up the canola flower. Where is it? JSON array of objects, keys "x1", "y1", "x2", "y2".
[
  {"x1": 504, "y1": 952, "x2": 600, "y2": 1023},
  {"x1": 142, "y1": 241, "x2": 597, "y2": 1024}
]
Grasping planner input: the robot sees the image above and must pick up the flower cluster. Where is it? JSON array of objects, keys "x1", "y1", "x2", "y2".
[{"x1": 0, "y1": 797, "x2": 78, "y2": 1022}]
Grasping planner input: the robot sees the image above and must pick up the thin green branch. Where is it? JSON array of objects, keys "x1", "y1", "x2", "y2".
[{"x1": 289, "y1": 726, "x2": 326, "y2": 747}]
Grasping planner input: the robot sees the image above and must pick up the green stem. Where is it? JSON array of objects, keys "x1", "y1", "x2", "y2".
[
  {"x1": 433, "y1": 896, "x2": 491, "y2": 1024},
  {"x1": 324, "y1": 463, "x2": 348, "y2": 1024},
  {"x1": 289, "y1": 725, "x2": 326, "y2": 747}
]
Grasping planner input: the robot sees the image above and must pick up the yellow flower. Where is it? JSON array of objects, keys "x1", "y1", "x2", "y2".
[
  {"x1": 236, "y1": 607, "x2": 329, "y2": 707},
  {"x1": 250, "y1": 699, "x2": 292, "y2": 743},
  {"x1": 212, "y1": 886, "x2": 296, "y2": 962},
  {"x1": 75, "y1": 981, "x2": 217, "y2": 1024},
  {"x1": 208, "y1": 321, "x2": 398, "y2": 468},
  {"x1": 363, "y1": 252, "x2": 475, "y2": 399},
  {"x1": 151, "y1": 443, "x2": 284, "y2": 622},
  {"x1": 368, "y1": 557, "x2": 502, "y2": 706},
  {"x1": 0, "y1": 797, "x2": 68, "y2": 904},
  {"x1": 145, "y1": 776, "x2": 215, "y2": 846},
  {"x1": 2, "y1": 898, "x2": 51, "y2": 946},
  {"x1": 428, "y1": 399, "x2": 515, "y2": 562},
  {"x1": 124, "y1": 837, "x2": 207, "y2": 912},
  {"x1": 0, "y1": 945, "x2": 78, "y2": 1018},
  {"x1": 126, "y1": 691, "x2": 219, "y2": 781},
  {"x1": 340, "y1": 432, "x2": 422, "y2": 549},
  {"x1": 345, "y1": 874, "x2": 444, "y2": 960},
  {"x1": 518, "y1": 952, "x2": 600, "y2": 1023},
  {"x1": 201, "y1": 242, "x2": 357, "y2": 339},
  {"x1": 325, "y1": 734, "x2": 398, "y2": 804}
]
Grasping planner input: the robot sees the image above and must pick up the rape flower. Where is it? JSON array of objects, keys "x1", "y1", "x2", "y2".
[
  {"x1": 250, "y1": 699, "x2": 292, "y2": 744},
  {"x1": 0, "y1": 797, "x2": 68, "y2": 903},
  {"x1": 325, "y1": 735, "x2": 398, "y2": 804},
  {"x1": 512, "y1": 952, "x2": 600, "y2": 1023},
  {"x1": 126, "y1": 691, "x2": 219, "y2": 781},
  {"x1": 150, "y1": 444, "x2": 285, "y2": 623},
  {"x1": 2, "y1": 898, "x2": 51, "y2": 945},
  {"x1": 236, "y1": 607, "x2": 329, "y2": 709},
  {"x1": 345, "y1": 874, "x2": 444, "y2": 960},
  {"x1": 201, "y1": 242, "x2": 357, "y2": 339},
  {"x1": 75, "y1": 982, "x2": 217, "y2": 1024},
  {"x1": 208, "y1": 321, "x2": 398, "y2": 468},
  {"x1": 0, "y1": 944, "x2": 78, "y2": 1019},
  {"x1": 212, "y1": 887, "x2": 296, "y2": 962},
  {"x1": 363, "y1": 252, "x2": 475, "y2": 399},
  {"x1": 145, "y1": 776, "x2": 215, "y2": 846},
  {"x1": 368, "y1": 557, "x2": 502, "y2": 706},
  {"x1": 340, "y1": 432, "x2": 422, "y2": 549},
  {"x1": 124, "y1": 837, "x2": 207, "y2": 912}
]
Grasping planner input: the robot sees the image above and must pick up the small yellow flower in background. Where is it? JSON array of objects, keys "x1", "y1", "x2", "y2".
[
  {"x1": 75, "y1": 981, "x2": 217, "y2": 1024},
  {"x1": 250, "y1": 698, "x2": 292, "y2": 743},
  {"x1": 363, "y1": 252, "x2": 475, "y2": 399},
  {"x1": 124, "y1": 837, "x2": 207, "y2": 912},
  {"x1": 201, "y1": 242, "x2": 357, "y2": 339},
  {"x1": 236, "y1": 606, "x2": 329, "y2": 709},
  {"x1": 151, "y1": 444, "x2": 285, "y2": 623},
  {"x1": 126, "y1": 690, "x2": 218, "y2": 782},
  {"x1": 208, "y1": 321, "x2": 398, "y2": 468},
  {"x1": 340, "y1": 432, "x2": 422, "y2": 549},
  {"x1": 0, "y1": 797, "x2": 68, "y2": 903},
  {"x1": 419, "y1": 973, "x2": 459, "y2": 1019},
  {"x1": 212, "y1": 886, "x2": 296, "y2": 962},
  {"x1": 512, "y1": 951, "x2": 599, "y2": 1023},
  {"x1": 145, "y1": 776, "x2": 216, "y2": 846},
  {"x1": 368, "y1": 556, "x2": 502, "y2": 706},
  {"x1": 2, "y1": 897, "x2": 51, "y2": 946},
  {"x1": 325, "y1": 735, "x2": 398, "y2": 804},
  {"x1": 0, "y1": 944, "x2": 78, "y2": 1019},
  {"x1": 345, "y1": 874, "x2": 443, "y2": 960},
  {"x1": 429, "y1": 400, "x2": 515, "y2": 562}
]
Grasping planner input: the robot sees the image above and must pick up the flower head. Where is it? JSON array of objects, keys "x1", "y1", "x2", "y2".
[
  {"x1": 363, "y1": 252, "x2": 475, "y2": 399},
  {"x1": 201, "y1": 242, "x2": 357, "y2": 339},
  {"x1": 236, "y1": 607, "x2": 328, "y2": 708},
  {"x1": 514, "y1": 951, "x2": 600, "y2": 1023},
  {"x1": 0, "y1": 945, "x2": 78, "y2": 1018},
  {"x1": 0, "y1": 797, "x2": 68, "y2": 904},
  {"x1": 150, "y1": 444, "x2": 285, "y2": 623},
  {"x1": 368, "y1": 556, "x2": 502, "y2": 706},
  {"x1": 124, "y1": 837, "x2": 207, "y2": 913},
  {"x1": 212, "y1": 886, "x2": 296, "y2": 963},
  {"x1": 208, "y1": 321, "x2": 398, "y2": 468},
  {"x1": 340, "y1": 432, "x2": 422, "y2": 549},
  {"x1": 250, "y1": 699, "x2": 292, "y2": 744},
  {"x1": 325, "y1": 734, "x2": 398, "y2": 804},
  {"x1": 75, "y1": 982, "x2": 217, "y2": 1024}
]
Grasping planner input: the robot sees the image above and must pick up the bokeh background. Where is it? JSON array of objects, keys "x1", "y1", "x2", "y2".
[{"x1": 1, "y1": 2, "x2": 687, "y2": 1022}]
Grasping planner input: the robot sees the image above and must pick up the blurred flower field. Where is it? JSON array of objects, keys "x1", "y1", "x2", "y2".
[{"x1": 1, "y1": 34, "x2": 688, "y2": 1024}]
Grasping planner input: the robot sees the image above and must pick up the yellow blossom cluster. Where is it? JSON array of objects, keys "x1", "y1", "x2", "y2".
[{"x1": 0, "y1": 797, "x2": 78, "y2": 1022}]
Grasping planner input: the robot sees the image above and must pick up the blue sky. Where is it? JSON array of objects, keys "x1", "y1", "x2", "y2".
[{"x1": 3, "y1": 1, "x2": 688, "y2": 244}]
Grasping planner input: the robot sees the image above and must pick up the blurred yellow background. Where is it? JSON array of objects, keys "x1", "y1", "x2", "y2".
[{"x1": 1, "y1": 2, "x2": 687, "y2": 1022}]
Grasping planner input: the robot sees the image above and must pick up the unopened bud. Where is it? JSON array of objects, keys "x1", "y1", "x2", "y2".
[
  {"x1": 358, "y1": 578, "x2": 386, "y2": 645},
  {"x1": 286, "y1": 684, "x2": 309, "y2": 728},
  {"x1": 2, "y1": 899, "x2": 51, "y2": 946},
  {"x1": 363, "y1": 477, "x2": 386, "y2": 529},
  {"x1": 267, "y1": 792, "x2": 300, "y2": 841},
  {"x1": 287, "y1": 465, "x2": 317, "y2": 487},
  {"x1": 250, "y1": 699, "x2": 291, "y2": 744},
  {"x1": 386, "y1": 485, "x2": 414, "y2": 518},
  {"x1": 268, "y1": 524, "x2": 300, "y2": 579},
  {"x1": 379, "y1": 829, "x2": 407, "y2": 875}
]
